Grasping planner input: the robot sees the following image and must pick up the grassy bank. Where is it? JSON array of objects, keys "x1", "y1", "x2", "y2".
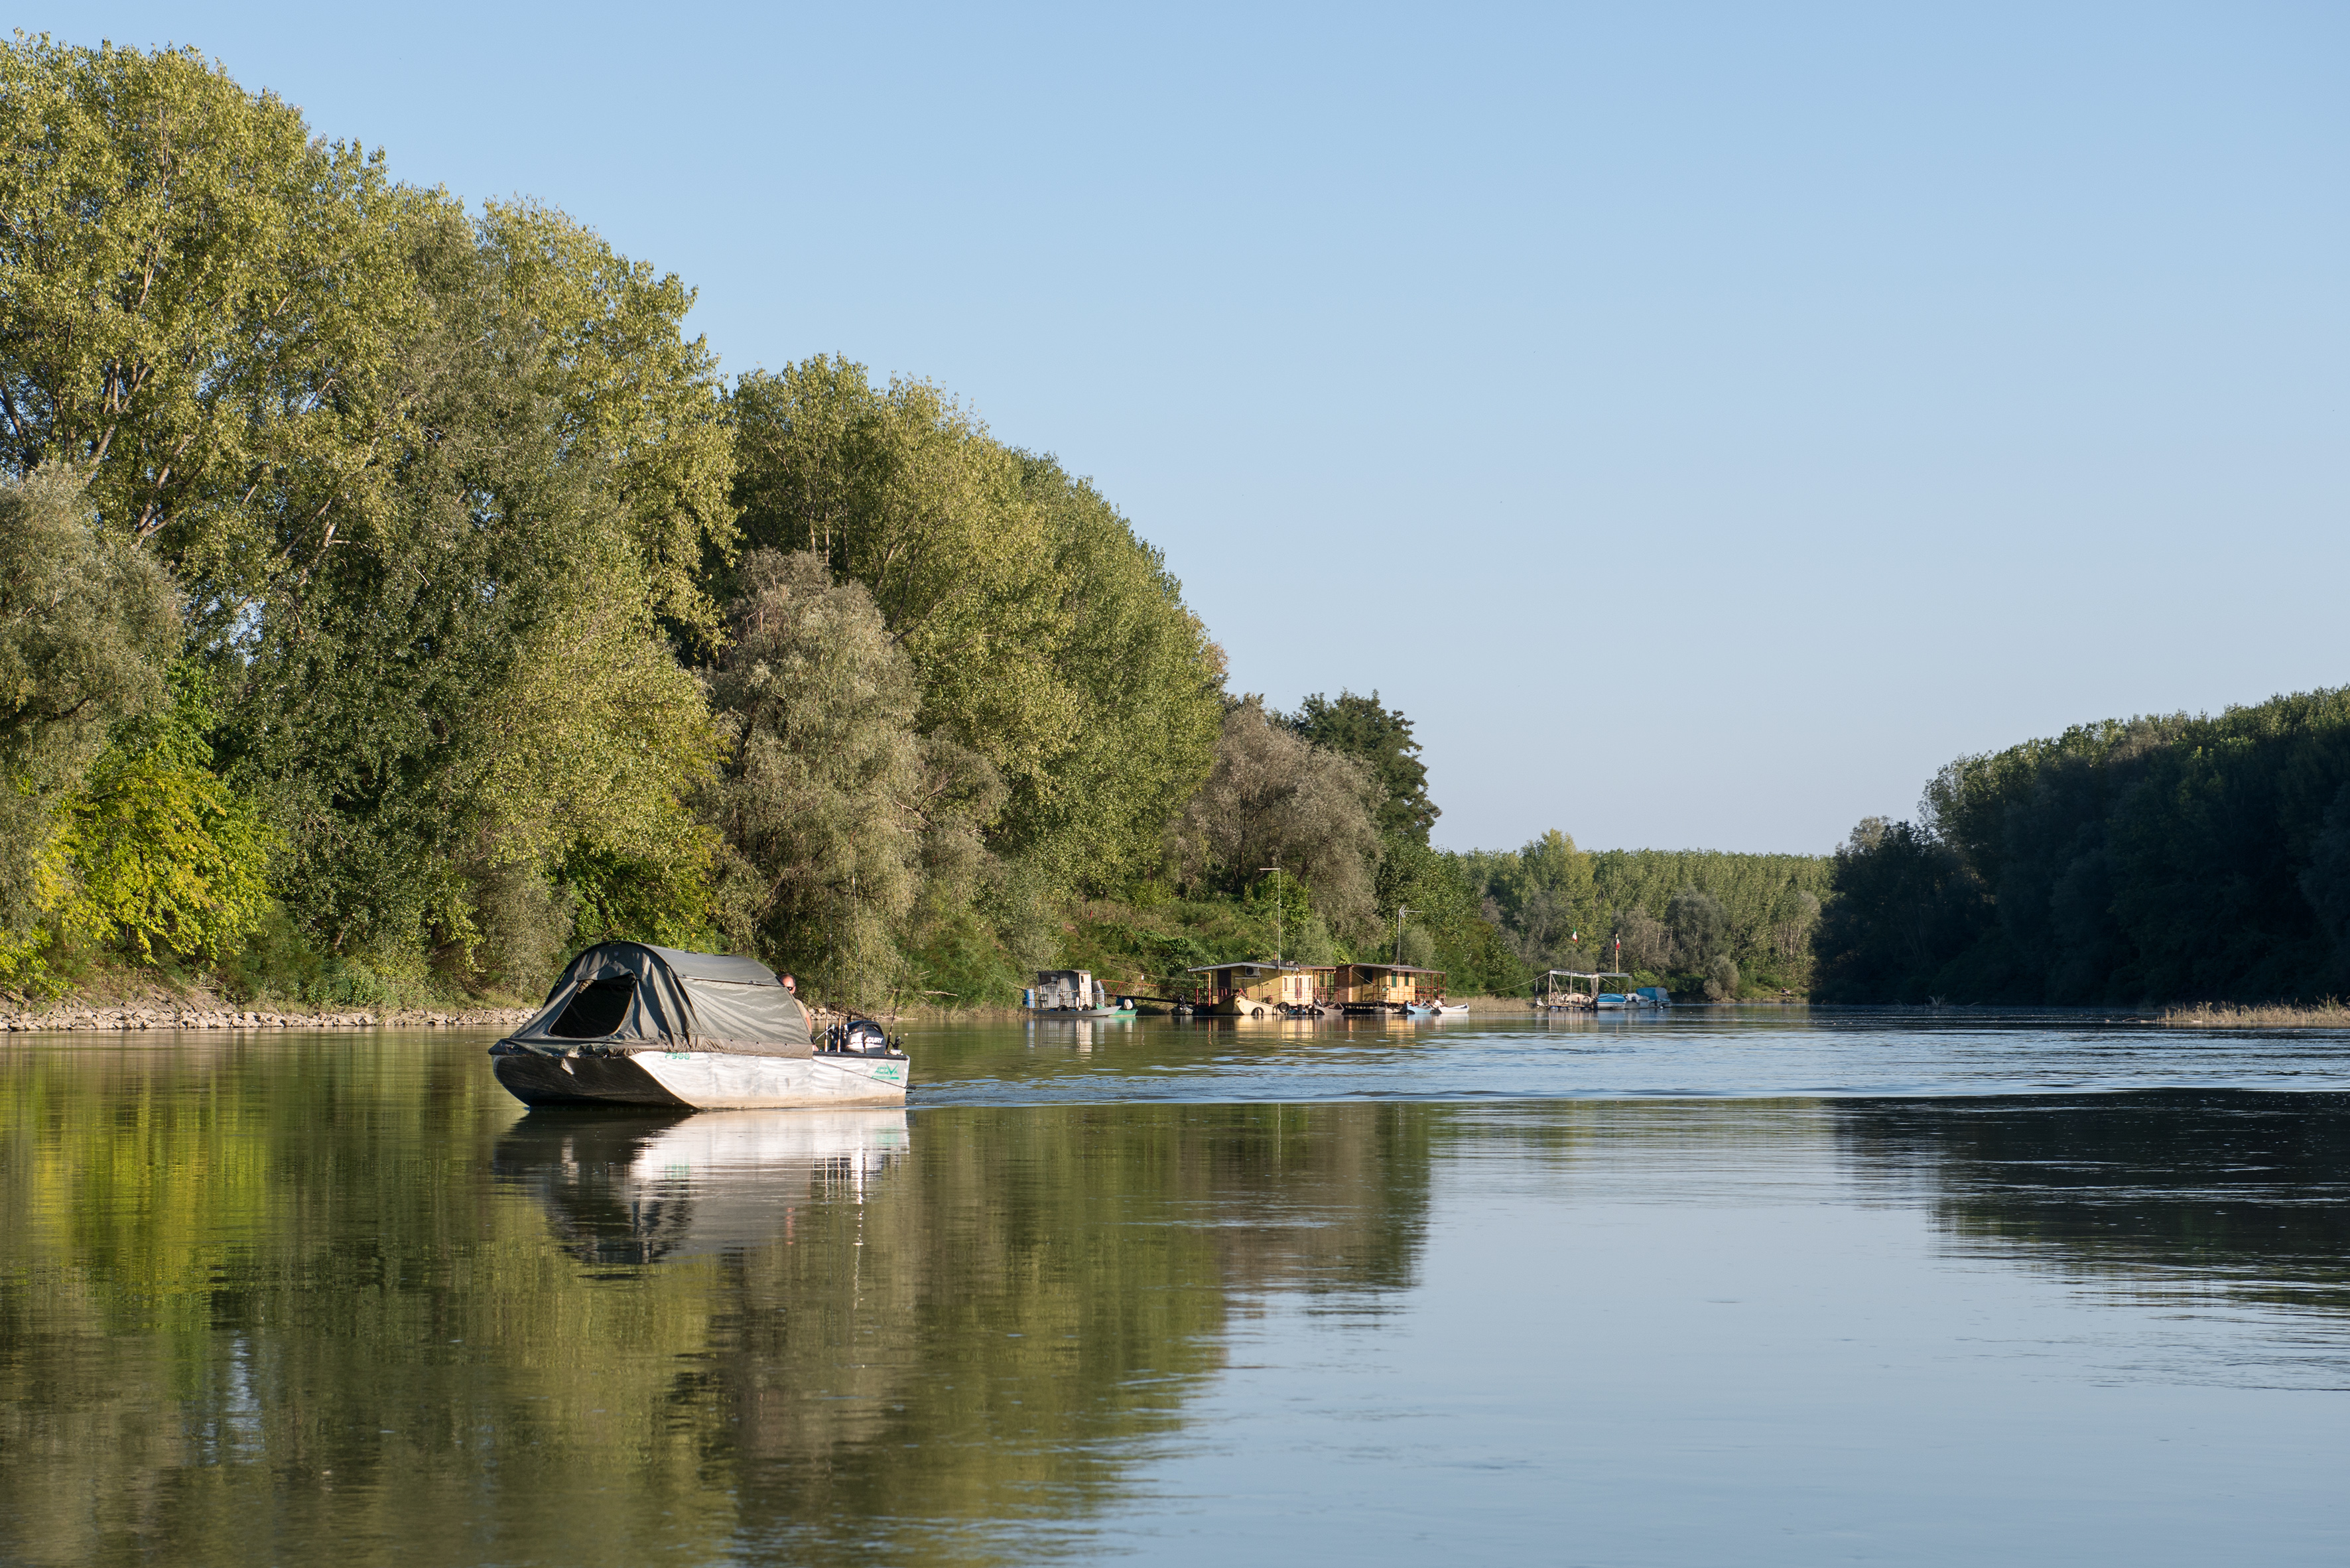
[{"x1": 2157, "y1": 1001, "x2": 2350, "y2": 1027}]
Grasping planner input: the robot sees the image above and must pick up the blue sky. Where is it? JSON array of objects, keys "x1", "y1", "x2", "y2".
[{"x1": 40, "y1": 3, "x2": 2349, "y2": 853}]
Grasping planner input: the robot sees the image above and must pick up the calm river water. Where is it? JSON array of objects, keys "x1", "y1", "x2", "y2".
[{"x1": 7, "y1": 1008, "x2": 2350, "y2": 1565}]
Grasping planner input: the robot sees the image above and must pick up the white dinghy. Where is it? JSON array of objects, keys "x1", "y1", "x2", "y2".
[{"x1": 489, "y1": 942, "x2": 908, "y2": 1110}]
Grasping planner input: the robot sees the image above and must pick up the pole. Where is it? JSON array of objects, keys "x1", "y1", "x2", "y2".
[
  {"x1": 1258, "y1": 866, "x2": 1283, "y2": 966},
  {"x1": 1394, "y1": 905, "x2": 1413, "y2": 966}
]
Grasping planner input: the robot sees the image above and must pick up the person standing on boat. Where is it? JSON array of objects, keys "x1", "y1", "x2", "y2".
[{"x1": 781, "y1": 974, "x2": 814, "y2": 1030}]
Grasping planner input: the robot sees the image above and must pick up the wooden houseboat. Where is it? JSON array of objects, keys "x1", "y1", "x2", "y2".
[
  {"x1": 1331, "y1": 962, "x2": 1447, "y2": 1015},
  {"x1": 1183, "y1": 960, "x2": 1334, "y2": 1017}
]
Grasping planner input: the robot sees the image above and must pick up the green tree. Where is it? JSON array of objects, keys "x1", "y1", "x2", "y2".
[
  {"x1": 219, "y1": 201, "x2": 724, "y2": 990},
  {"x1": 1813, "y1": 817, "x2": 1994, "y2": 1002},
  {"x1": 702, "y1": 551, "x2": 995, "y2": 1006},
  {"x1": 1287, "y1": 690, "x2": 1437, "y2": 842},
  {"x1": 476, "y1": 200, "x2": 737, "y2": 642},
  {"x1": 1666, "y1": 888, "x2": 1730, "y2": 969},
  {"x1": 731, "y1": 359, "x2": 1067, "y2": 797},
  {"x1": 0, "y1": 465, "x2": 178, "y2": 960},
  {"x1": 54, "y1": 664, "x2": 275, "y2": 962},
  {"x1": 0, "y1": 36, "x2": 431, "y2": 617},
  {"x1": 993, "y1": 454, "x2": 1225, "y2": 893},
  {"x1": 1169, "y1": 697, "x2": 1384, "y2": 939}
]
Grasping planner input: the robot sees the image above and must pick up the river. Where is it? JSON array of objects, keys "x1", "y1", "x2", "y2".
[{"x1": 5, "y1": 1009, "x2": 2349, "y2": 1565}]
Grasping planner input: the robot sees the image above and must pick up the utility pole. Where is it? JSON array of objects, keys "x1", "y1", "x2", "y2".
[
  {"x1": 1259, "y1": 867, "x2": 1284, "y2": 964},
  {"x1": 1394, "y1": 905, "x2": 1413, "y2": 966}
]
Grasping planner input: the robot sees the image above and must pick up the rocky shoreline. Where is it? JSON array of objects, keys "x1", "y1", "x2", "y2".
[
  {"x1": 1, "y1": 1005, "x2": 535, "y2": 1033},
  {"x1": 3, "y1": 1002, "x2": 858, "y2": 1035}
]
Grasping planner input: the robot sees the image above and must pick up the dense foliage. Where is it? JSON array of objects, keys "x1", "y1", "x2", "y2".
[
  {"x1": 1458, "y1": 834, "x2": 1828, "y2": 998},
  {"x1": 0, "y1": 38, "x2": 1228, "y2": 1007},
  {"x1": 1815, "y1": 690, "x2": 2350, "y2": 1004},
  {"x1": 1, "y1": 36, "x2": 1841, "y2": 1010}
]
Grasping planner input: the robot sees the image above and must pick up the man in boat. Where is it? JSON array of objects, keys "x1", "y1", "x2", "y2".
[{"x1": 781, "y1": 974, "x2": 814, "y2": 1030}]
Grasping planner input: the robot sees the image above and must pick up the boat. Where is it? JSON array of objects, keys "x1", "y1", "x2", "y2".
[
  {"x1": 1535, "y1": 970, "x2": 1630, "y2": 1010},
  {"x1": 1025, "y1": 969, "x2": 1136, "y2": 1018},
  {"x1": 488, "y1": 941, "x2": 909, "y2": 1110}
]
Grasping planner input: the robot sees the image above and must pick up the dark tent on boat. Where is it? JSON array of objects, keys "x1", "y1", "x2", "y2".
[{"x1": 495, "y1": 942, "x2": 811, "y2": 1059}]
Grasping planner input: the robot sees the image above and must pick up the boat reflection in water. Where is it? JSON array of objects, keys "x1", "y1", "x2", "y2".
[
  {"x1": 1023, "y1": 1013, "x2": 1136, "y2": 1053},
  {"x1": 492, "y1": 1108, "x2": 909, "y2": 1267}
]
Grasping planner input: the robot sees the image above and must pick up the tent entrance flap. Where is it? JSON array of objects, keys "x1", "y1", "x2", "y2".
[{"x1": 551, "y1": 976, "x2": 637, "y2": 1038}]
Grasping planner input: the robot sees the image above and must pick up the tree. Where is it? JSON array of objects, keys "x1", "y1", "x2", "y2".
[
  {"x1": 1666, "y1": 889, "x2": 1730, "y2": 969},
  {"x1": 0, "y1": 465, "x2": 178, "y2": 935},
  {"x1": 1614, "y1": 909, "x2": 1673, "y2": 972},
  {"x1": 53, "y1": 664, "x2": 275, "y2": 963},
  {"x1": 0, "y1": 37, "x2": 431, "y2": 618},
  {"x1": 1704, "y1": 954, "x2": 1740, "y2": 1001},
  {"x1": 221, "y1": 208, "x2": 723, "y2": 985},
  {"x1": 1169, "y1": 698, "x2": 1385, "y2": 937},
  {"x1": 1813, "y1": 818, "x2": 1994, "y2": 1002},
  {"x1": 476, "y1": 200, "x2": 737, "y2": 642},
  {"x1": 1287, "y1": 690, "x2": 1437, "y2": 842},
  {"x1": 1471, "y1": 828, "x2": 1597, "y2": 969},
  {"x1": 702, "y1": 551, "x2": 998, "y2": 1006},
  {"x1": 731, "y1": 359, "x2": 1067, "y2": 795},
  {"x1": 992, "y1": 454, "x2": 1224, "y2": 893}
]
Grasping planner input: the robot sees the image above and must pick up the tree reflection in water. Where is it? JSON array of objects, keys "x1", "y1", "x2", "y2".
[
  {"x1": 0, "y1": 1037, "x2": 1431, "y2": 1568},
  {"x1": 1833, "y1": 1091, "x2": 2350, "y2": 1319}
]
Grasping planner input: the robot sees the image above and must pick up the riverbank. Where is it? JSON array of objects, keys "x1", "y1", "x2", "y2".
[
  {"x1": 2158, "y1": 1000, "x2": 2350, "y2": 1027},
  {"x1": 3, "y1": 992, "x2": 855, "y2": 1035},
  {"x1": 2, "y1": 1002, "x2": 535, "y2": 1033}
]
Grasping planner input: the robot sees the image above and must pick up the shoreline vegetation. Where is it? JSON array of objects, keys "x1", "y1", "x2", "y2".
[
  {"x1": 10, "y1": 40, "x2": 2343, "y2": 1025},
  {"x1": 0, "y1": 40, "x2": 1832, "y2": 1024},
  {"x1": 2157, "y1": 1001, "x2": 2350, "y2": 1029},
  {"x1": 1816, "y1": 684, "x2": 2350, "y2": 1008},
  {"x1": 5, "y1": 991, "x2": 1843, "y2": 1033}
]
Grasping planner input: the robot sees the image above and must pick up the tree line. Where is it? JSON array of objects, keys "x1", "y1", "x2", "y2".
[
  {"x1": 0, "y1": 38, "x2": 1230, "y2": 1008},
  {"x1": 1815, "y1": 686, "x2": 2350, "y2": 1004},
  {"x1": 0, "y1": 38, "x2": 1843, "y2": 1010}
]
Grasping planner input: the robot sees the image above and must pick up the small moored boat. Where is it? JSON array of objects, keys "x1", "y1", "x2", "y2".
[
  {"x1": 488, "y1": 942, "x2": 908, "y2": 1110},
  {"x1": 1024, "y1": 969, "x2": 1136, "y2": 1019}
]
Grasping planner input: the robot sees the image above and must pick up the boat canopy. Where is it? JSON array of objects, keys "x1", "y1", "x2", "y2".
[{"x1": 498, "y1": 942, "x2": 812, "y2": 1059}]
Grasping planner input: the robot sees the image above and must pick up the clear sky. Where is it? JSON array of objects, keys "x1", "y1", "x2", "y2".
[{"x1": 36, "y1": 3, "x2": 2349, "y2": 854}]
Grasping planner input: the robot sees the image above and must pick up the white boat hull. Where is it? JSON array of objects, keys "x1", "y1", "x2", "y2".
[{"x1": 492, "y1": 1049, "x2": 908, "y2": 1110}]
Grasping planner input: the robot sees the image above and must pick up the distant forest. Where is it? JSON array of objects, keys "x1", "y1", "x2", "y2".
[
  {"x1": 1817, "y1": 687, "x2": 2350, "y2": 1004},
  {"x1": 0, "y1": 39, "x2": 1831, "y2": 1011}
]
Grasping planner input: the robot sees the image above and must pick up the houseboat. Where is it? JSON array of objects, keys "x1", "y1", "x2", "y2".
[
  {"x1": 1331, "y1": 962, "x2": 1447, "y2": 1015},
  {"x1": 1183, "y1": 959, "x2": 1334, "y2": 1017}
]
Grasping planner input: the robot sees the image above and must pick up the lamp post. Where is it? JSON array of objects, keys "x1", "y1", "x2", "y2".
[{"x1": 1393, "y1": 905, "x2": 1413, "y2": 966}]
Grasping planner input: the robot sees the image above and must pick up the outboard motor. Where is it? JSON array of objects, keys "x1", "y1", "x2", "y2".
[{"x1": 826, "y1": 1018, "x2": 895, "y2": 1055}]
